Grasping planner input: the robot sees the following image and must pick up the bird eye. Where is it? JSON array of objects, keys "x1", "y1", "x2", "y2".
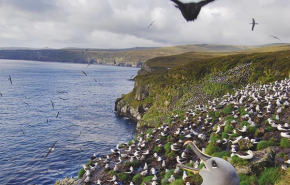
[{"x1": 212, "y1": 160, "x2": 218, "y2": 168}]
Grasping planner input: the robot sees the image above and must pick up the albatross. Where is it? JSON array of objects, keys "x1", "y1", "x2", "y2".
[
  {"x1": 170, "y1": 0, "x2": 216, "y2": 21},
  {"x1": 250, "y1": 18, "x2": 258, "y2": 31},
  {"x1": 44, "y1": 140, "x2": 58, "y2": 159},
  {"x1": 177, "y1": 141, "x2": 240, "y2": 185}
]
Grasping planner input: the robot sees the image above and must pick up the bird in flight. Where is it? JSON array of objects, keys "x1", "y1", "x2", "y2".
[
  {"x1": 269, "y1": 35, "x2": 281, "y2": 41},
  {"x1": 8, "y1": 75, "x2": 12, "y2": 84},
  {"x1": 251, "y1": 18, "x2": 258, "y2": 31},
  {"x1": 44, "y1": 140, "x2": 58, "y2": 159},
  {"x1": 50, "y1": 100, "x2": 54, "y2": 109},
  {"x1": 56, "y1": 111, "x2": 59, "y2": 118},
  {"x1": 82, "y1": 71, "x2": 87, "y2": 76},
  {"x1": 147, "y1": 20, "x2": 155, "y2": 29},
  {"x1": 170, "y1": 0, "x2": 215, "y2": 21}
]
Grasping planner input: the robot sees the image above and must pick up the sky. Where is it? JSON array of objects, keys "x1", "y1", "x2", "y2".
[{"x1": 0, "y1": 0, "x2": 289, "y2": 49}]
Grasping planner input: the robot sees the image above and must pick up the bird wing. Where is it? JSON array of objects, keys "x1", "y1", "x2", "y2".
[
  {"x1": 252, "y1": 23, "x2": 255, "y2": 31},
  {"x1": 44, "y1": 140, "x2": 58, "y2": 159},
  {"x1": 198, "y1": 0, "x2": 216, "y2": 7},
  {"x1": 170, "y1": 0, "x2": 183, "y2": 6}
]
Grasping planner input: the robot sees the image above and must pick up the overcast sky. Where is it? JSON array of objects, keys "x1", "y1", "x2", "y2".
[{"x1": 0, "y1": 0, "x2": 289, "y2": 49}]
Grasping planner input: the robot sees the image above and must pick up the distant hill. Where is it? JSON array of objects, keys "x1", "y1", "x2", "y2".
[{"x1": 1, "y1": 44, "x2": 286, "y2": 67}]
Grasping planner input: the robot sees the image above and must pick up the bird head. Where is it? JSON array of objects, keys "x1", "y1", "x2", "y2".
[{"x1": 177, "y1": 141, "x2": 240, "y2": 185}]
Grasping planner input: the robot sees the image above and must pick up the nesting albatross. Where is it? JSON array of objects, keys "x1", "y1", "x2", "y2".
[{"x1": 177, "y1": 141, "x2": 240, "y2": 185}]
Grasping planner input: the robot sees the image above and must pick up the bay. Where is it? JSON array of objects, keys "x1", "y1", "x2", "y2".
[{"x1": 0, "y1": 60, "x2": 138, "y2": 185}]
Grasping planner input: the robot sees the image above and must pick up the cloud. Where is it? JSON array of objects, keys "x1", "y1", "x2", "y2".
[{"x1": 0, "y1": 0, "x2": 289, "y2": 48}]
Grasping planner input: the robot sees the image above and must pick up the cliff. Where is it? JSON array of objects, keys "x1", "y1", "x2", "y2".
[{"x1": 115, "y1": 45, "x2": 290, "y2": 128}]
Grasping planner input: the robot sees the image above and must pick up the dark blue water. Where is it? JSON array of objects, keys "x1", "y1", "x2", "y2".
[{"x1": 0, "y1": 60, "x2": 138, "y2": 185}]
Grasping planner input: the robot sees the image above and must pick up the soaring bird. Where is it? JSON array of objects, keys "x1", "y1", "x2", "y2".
[
  {"x1": 177, "y1": 141, "x2": 240, "y2": 185},
  {"x1": 82, "y1": 71, "x2": 87, "y2": 76},
  {"x1": 8, "y1": 75, "x2": 12, "y2": 84},
  {"x1": 147, "y1": 20, "x2": 155, "y2": 29},
  {"x1": 250, "y1": 18, "x2": 258, "y2": 31},
  {"x1": 269, "y1": 35, "x2": 281, "y2": 41},
  {"x1": 170, "y1": 0, "x2": 216, "y2": 21},
  {"x1": 44, "y1": 140, "x2": 58, "y2": 159}
]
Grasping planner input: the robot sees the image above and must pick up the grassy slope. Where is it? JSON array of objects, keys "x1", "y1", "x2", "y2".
[{"x1": 119, "y1": 45, "x2": 290, "y2": 127}]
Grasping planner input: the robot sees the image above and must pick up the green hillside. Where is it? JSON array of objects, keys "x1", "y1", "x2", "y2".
[{"x1": 116, "y1": 46, "x2": 290, "y2": 127}]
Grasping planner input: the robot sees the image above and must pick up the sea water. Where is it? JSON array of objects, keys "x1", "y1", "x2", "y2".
[{"x1": 0, "y1": 59, "x2": 138, "y2": 185}]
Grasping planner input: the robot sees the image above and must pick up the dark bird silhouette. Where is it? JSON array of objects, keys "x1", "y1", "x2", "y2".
[
  {"x1": 82, "y1": 49, "x2": 88, "y2": 53},
  {"x1": 59, "y1": 97, "x2": 69, "y2": 100},
  {"x1": 44, "y1": 140, "x2": 58, "y2": 159},
  {"x1": 21, "y1": 129, "x2": 25, "y2": 135},
  {"x1": 8, "y1": 75, "x2": 12, "y2": 84},
  {"x1": 56, "y1": 111, "x2": 59, "y2": 118},
  {"x1": 57, "y1": 91, "x2": 68, "y2": 94},
  {"x1": 147, "y1": 20, "x2": 155, "y2": 29},
  {"x1": 269, "y1": 35, "x2": 281, "y2": 41},
  {"x1": 94, "y1": 78, "x2": 98, "y2": 82},
  {"x1": 170, "y1": 0, "x2": 215, "y2": 21},
  {"x1": 50, "y1": 100, "x2": 54, "y2": 109},
  {"x1": 82, "y1": 71, "x2": 87, "y2": 76},
  {"x1": 250, "y1": 18, "x2": 258, "y2": 31}
]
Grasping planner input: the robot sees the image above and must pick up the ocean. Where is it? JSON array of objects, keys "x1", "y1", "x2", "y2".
[{"x1": 0, "y1": 59, "x2": 138, "y2": 185}]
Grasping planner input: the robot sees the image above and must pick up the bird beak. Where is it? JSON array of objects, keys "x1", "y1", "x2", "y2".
[{"x1": 177, "y1": 141, "x2": 211, "y2": 173}]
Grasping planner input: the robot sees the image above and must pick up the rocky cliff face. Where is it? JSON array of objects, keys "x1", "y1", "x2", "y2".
[{"x1": 115, "y1": 97, "x2": 144, "y2": 122}]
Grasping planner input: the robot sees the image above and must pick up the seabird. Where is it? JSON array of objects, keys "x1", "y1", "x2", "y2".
[
  {"x1": 168, "y1": 175, "x2": 175, "y2": 182},
  {"x1": 177, "y1": 141, "x2": 240, "y2": 185},
  {"x1": 170, "y1": 0, "x2": 215, "y2": 21},
  {"x1": 147, "y1": 20, "x2": 155, "y2": 29},
  {"x1": 269, "y1": 35, "x2": 281, "y2": 41},
  {"x1": 234, "y1": 150, "x2": 254, "y2": 160},
  {"x1": 56, "y1": 111, "x2": 59, "y2": 118},
  {"x1": 21, "y1": 129, "x2": 25, "y2": 135},
  {"x1": 8, "y1": 75, "x2": 12, "y2": 84},
  {"x1": 44, "y1": 140, "x2": 58, "y2": 159},
  {"x1": 281, "y1": 132, "x2": 290, "y2": 138},
  {"x1": 82, "y1": 71, "x2": 88, "y2": 76},
  {"x1": 250, "y1": 18, "x2": 258, "y2": 31},
  {"x1": 50, "y1": 100, "x2": 54, "y2": 109}
]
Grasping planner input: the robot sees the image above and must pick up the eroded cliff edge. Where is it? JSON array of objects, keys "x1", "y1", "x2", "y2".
[{"x1": 115, "y1": 49, "x2": 290, "y2": 128}]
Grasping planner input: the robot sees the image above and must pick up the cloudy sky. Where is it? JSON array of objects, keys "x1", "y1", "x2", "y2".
[{"x1": 0, "y1": 0, "x2": 289, "y2": 49}]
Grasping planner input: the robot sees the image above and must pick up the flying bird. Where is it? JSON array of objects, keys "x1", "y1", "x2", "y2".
[
  {"x1": 82, "y1": 71, "x2": 87, "y2": 76},
  {"x1": 8, "y1": 75, "x2": 12, "y2": 84},
  {"x1": 44, "y1": 140, "x2": 58, "y2": 159},
  {"x1": 50, "y1": 100, "x2": 54, "y2": 109},
  {"x1": 170, "y1": 0, "x2": 215, "y2": 21},
  {"x1": 56, "y1": 111, "x2": 59, "y2": 118},
  {"x1": 147, "y1": 20, "x2": 155, "y2": 29},
  {"x1": 269, "y1": 35, "x2": 281, "y2": 41},
  {"x1": 250, "y1": 18, "x2": 258, "y2": 31},
  {"x1": 21, "y1": 129, "x2": 25, "y2": 135}
]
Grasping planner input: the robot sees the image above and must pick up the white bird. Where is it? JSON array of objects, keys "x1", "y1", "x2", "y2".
[
  {"x1": 107, "y1": 175, "x2": 116, "y2": 182},
  {"x1": 281, "y1": 132, "x2": 290, "y2": 138},
  {"x1": 125, "y1": 166, "x2": 134, "y2": 174},
  {"x1": 143, "y1": 163, "x2": 148, "y2": 170},
  {"x1": 182, "y1": 170, "x2": 188, "y2": 181},
  {"x1": 140, "y1": 169, "x2": 148, "y2": 176},
  {"x1": 168, "y1": 175, "x2": 175, "y2": 182},
  {"x1": 236, "y1": 150, "x2": 254, "y2": 160},
  {"x1": 238, "y1": 125, "x2": 247, "y2": 132}
]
